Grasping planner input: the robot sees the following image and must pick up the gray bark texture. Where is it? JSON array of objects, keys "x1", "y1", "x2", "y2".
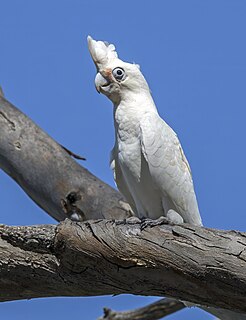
[
  {"x1": 0, "y1": 218, "x2": 245, "y2": 314},
  {"x1": 0, "y1": 95, "x2": 131, "y2": 222}
]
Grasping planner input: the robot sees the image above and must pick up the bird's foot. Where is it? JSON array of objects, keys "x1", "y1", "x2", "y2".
[
  {"x1": 140, "y1": 216, "x2": 170, "y2": 231},
  {"x1": 115, "y1": 216, "x2": 141, "y2": 226}
]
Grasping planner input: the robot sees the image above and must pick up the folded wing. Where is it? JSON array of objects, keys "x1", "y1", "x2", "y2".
[{"x1": 140, "y1": 112, "x2": 202, "y2": 226}]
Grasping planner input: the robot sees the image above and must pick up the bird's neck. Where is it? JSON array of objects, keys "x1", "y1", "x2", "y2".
[
  {"x1": 114, "y1": 90, "x2": 157, "y2": 114},
  {"x1": 113, "y1": 91, "x2": 157, "y2": 137}
]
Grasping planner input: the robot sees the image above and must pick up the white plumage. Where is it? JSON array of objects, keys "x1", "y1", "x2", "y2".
[{"x1": 88, "y1": 35, "x2": 202, "y2": 226}]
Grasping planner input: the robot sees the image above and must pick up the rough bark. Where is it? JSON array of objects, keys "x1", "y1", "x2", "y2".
[
  {"x1": 0, "y1": 219, "x2": 245, "y2": 314},
  {"x1": 0, "y1": 95, "x2": 131, "y2": 222}
]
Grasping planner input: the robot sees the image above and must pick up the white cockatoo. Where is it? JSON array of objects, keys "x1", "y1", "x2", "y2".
[
  {"x1": 88, "y1": 36, "x2": 246, "y2": 320},
  {"x1": 88, "y1": 35, "x2": 202, "y2": 227}
]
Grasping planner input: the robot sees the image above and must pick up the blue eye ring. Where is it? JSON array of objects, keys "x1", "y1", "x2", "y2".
[{"x1": 112, "y1": 67, "x2": 125, "y2": 81}]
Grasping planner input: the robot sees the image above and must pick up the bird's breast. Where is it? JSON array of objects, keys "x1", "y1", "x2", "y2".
[
  {"x1": 114, "y1": 107, "x2": 141, "y2": 140},
  {"x1": 117, "y1": 137, "x2": 141, "y2": 181},
  {"x1": 114, "y1": 103, "x2": 144, "y2": 181}
]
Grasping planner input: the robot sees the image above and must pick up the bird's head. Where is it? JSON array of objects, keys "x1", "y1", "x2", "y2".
[{"x1": 87, "y1": 36, "x2": 150, "y2": 105}]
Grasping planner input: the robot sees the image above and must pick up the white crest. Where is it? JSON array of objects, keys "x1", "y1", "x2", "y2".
[{"x1": 87, "y1": 36, "x2": 118, "y2": 69}]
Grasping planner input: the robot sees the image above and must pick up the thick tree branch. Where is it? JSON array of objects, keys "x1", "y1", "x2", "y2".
[
  {"x1": 0, "y1": 95, "x2": 131, "y2": 222},
  {"x1": 0, "y1": 219, "x2": 245, "y2": 315}
]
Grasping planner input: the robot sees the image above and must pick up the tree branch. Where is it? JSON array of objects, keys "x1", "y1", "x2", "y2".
[
  {"x1": 0, "y1": 95, "x2": 131, "y2": 222},
  {"x1": 0, "y1": 219, "x2": 245, "y2": 315},
  {"x1": 98, "y1": 298, "x2": 185, "y2": 320}
]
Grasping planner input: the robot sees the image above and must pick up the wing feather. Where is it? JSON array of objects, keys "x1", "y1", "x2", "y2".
[{"x1": 140, "y1": 113, "x2": 202, "y2": 226}]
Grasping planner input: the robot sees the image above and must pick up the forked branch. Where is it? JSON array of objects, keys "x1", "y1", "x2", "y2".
[{"x1": 0, "y1": 219, "x2": 245, "y2": 315}]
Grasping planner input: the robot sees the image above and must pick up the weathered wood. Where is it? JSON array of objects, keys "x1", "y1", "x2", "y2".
[
  {"x1": 0, "y1": 95, "x2": 131, "y2": 222},
  {"x1": 98, "y1": 298, "x2": 185, "y2": 320},
  {"x1": 0, "y1": 219, "x2": 245, "y2": 315}
]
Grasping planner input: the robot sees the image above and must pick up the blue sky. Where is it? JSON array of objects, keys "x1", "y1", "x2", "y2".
[{"x1": 1, "y1": 1, "x2": 246, "y2": 319}]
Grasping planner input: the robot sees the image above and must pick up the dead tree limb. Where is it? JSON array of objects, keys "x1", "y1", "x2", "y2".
[
  {"x1": 0, "y1": 95, "x2": 131, "y2": 222},
  {"x1": 0, "y1": 219, "x2": 245, "y2": 315},
  {"x1": 98, "y1": 298, "x2": 185, "y2": 320}
]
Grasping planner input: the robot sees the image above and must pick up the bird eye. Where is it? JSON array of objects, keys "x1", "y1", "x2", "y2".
[{"x1": 112, "y1": 67, "x2": 125, "y2": 81}]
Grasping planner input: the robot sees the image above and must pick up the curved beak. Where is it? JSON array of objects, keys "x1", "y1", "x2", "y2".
[{"x1": 95, "y1": 73, "x2": 110, "y2": 93}]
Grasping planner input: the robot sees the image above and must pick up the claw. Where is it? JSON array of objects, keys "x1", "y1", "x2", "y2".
[
  {"x1": 115, "y1": 217, "x2": 141, "y2": 226},
  {"x1": 140, "y1": 216, "x2": 170, "y2": 231}
]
